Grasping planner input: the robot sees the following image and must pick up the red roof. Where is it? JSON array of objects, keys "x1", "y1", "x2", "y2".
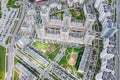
[{"x1": 35, "y1": 0, "x2": 44, "y2": 2}]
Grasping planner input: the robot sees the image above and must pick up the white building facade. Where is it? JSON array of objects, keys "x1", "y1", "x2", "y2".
[{"x1": 35, "y1": 2, "x2": 96, "y2": 46}]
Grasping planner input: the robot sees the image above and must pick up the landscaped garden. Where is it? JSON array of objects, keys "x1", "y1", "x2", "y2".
[
  {"x1": 7, "y1": 0, "x2": 20, "y2": 9},
  {"x1": 13, "y1": 57, "x2": 21, "y2": 80},
  {"x1": 14, "y1": 68, "x2": 21, "y2": 80},
  {"x1": 108, "y1": 0, "x2": 112, "y2": 4},
  {"x1": 33, "y1": 42, "x2": 60, "y2": 60},
  {"x1": 50, "y1": 7, "x2": 85, "y2": 21},
  {"x1": 50, "y1": 11, "x2": 64, "y2": 20},
  {"x1": 59, "y1": 46, "x2": 84, "y2": 78},
  {"x1": 0, "y1": 45, "x2": 6, "y2": 80},
  {"x1": 49, "y1": 73, "x2": 61, "y2": 80},
  {"x1": 70, "y1": 8, "x2": 85, "y2": 20}
]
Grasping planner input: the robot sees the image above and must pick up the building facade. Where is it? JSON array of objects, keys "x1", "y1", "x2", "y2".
[{"x1": 35, "y1": 2, "x2": 96, "y2": 46}]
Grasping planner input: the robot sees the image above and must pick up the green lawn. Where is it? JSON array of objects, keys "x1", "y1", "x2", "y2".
[
  {"x1": 70, "y1": 8, "x2": 85, "y2": 20},
  {"x1": 76, "y1": 72, "x2": 83, "y2": 78},
  {"x1": 33, "y1": 42, "x2": 60, "y2": 61},
  {"x1": 61, "y1": 1, "x2": 65, "y2": 5},
  {"x1": 49, "y1": 73, "x2": 61, "y2": 80},
  {"x1": 75, "y1": 47, "x2": 84, "y2": 70},
  {"x1": 0, "y1": 1, "x2": 1, "y2": 10},
  {"x1": 59, "y1": 46, "x2": 84, "y2": 76},
  {"x1": 0, "y1": 12, "x2": 2, "y2": 18},
  {"x1": 0, "y1": 1, "x2": 2, "y2": 18},
  {"x1": 67, "y1": 47, "x2": 72, "y2": 53},
  {"x1": 48, "y1": 46, "x2": 60, "y2": 60},
  {"x1": 44, "y1": 78, "x2": 49, "y2": 80},
  {"x1": 6, "y1": 55, "x2": 8, "y2": 72},
  {"x1": 7, "y1": 0, "x2": 20, "y2": 9},
  {"x1": 10, "y1": 20, "x2": 18, "y2": 34},
  {"x1": 14, "y1": 57, "x2": 22, "y2": 80},
  {"x1": 14, "y1": 57, "x2": 20, "y2": 65},
  {"x1": 0, "y1": 45, "x2": 6, "y2": 80},
  {"x1": 33, "y1": 42, "x2": 49, "y2": 51},
  {"x1": 51, "y1": 11, "x2": 64, "y2": 20},
  {"x1": 14, "y1": 69, "x2": 20, "y2": 80},
  {"x1": 5, "y1": 36, "x2": 12, "y2": 45},
  {"x1": 108, "y1": 0, "x2": 112, "y2": 4},
  {"x1": 59, "y1": 56, "x2": 67, "y2": 67}
]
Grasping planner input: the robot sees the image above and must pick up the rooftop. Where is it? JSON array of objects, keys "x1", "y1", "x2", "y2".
[
  {"x1": 84, "y1": 4, "x2": 95, "y2": 19},
  {"x1": 52, "y1": 64, "x2": 78, "y2": 80},
  {"x1": 15, "y1": 63, "x2": 37, "y2": 80},
  {"x1": 102, "y1": 71, "x2": 115, "y2": 80},
  {"x1": 106, "y1": 47, "x2": 117, "y2": 55},
  {"x1": 78, "y1": 47, "x2": 91, "y2": 73},
  {"x1": 106, "y1": 58, "x2": 115, "y2": 70}
]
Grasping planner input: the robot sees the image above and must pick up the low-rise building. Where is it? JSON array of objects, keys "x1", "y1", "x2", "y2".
[
  {"x1": 15, "y1": 63, "x2": 37, "y2": 80},
  {"x1": 95, "y1": 71, "x2": 115, "y2": 80},
  {"x1": 78, "y1": 47, "x2": 91, "y2": 73},
  {"x1": 16, "y1": 35, "x2": 31, "y2": 48},
  {"x1": 24, "y1": 46, "x2": 49, "y2": 67},
  {"x1": 94, "y1": 0, "x2": 104, "y2": 10},
  {"x1": 103, "y1": 37, "x2": 116, "y2": 48},
  {"x1": 101, "y1": 16, "x2": 113, "y2": 28},
  {"x1": 101, "y1": 58, "x2": 115, "y2": 72},
  {"x1": 52, "y1": 64, "x2": 79, "y2": 80},
  {"x1": 100, "y1": 47, "x2": 117, "y2": 59},
  {"x1": 84, "y1": 4, "x2": 96, "y2": 30},
  {"x1": 98, "y1": 2, "x2": 112, "y2": 22},
  {"x1": 67, "y1": 0, "x2": 84, "y2": 7},
  {"x1": 100, "y1": 23, "x2": 117, "y2": 38}
]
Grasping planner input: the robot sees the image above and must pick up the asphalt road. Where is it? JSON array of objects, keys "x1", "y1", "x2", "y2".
[
  {"x1": 7, "y1": 0, "x2": 25, "y2": 80},
  {"x1": 116, "y1": 0, "x2": 120, "y2": 80}
]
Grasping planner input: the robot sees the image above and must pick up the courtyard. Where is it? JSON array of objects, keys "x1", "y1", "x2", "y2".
[
  {"x1": 50, "y1": 11, "x2": 64, "y2": 20},
  {"x1": 33, "y1": 42, "x2": 60, "y2": 61},
  {"x1": 7, "y1": 0, "x2": 20, "y2": 9},
  {"x1": 59, "y1": 46, "x2": 84, "y2": 78},
  {"x1": 70, "y1": 8, "x2": 85, "y2": 20}
]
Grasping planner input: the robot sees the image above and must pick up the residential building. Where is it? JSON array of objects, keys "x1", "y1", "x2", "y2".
[
  {"x1": 67, "y1": 0, "x2": 84, "y2": 7},
  {"x1": 21, "y1": 22, "x2": 33, "y2": 33},
  {"x1": 84, "y1": 4, "x2": 96, "y2": 30},
  {"x1": 52, "y1": 64, "x2": 79, "y2": 80},
  {"x1": 100, "y1": 47, "x2": 117, "y2": 59},
  {"x1": 16, "y1": 35, "x2": 31, "y2": 48},
  {"x1": 98, "y1": 2, "x2": 112, "y2": 22},
  {"x1": 95, "y1": 71, "x2": 115, "y2": 80},
  {"x1": 94, "y1": 0, "x2": 104, "y2": 10},
  {"x1": 94, "y1": 0, "x2": 117, "y2": 38},
  {"x1": 100, "y1": 23, "x2": 117, "y2": 38},
  {"x1": 78, "y1": 47, "x2": 91, "y2": 73},
  {"x1": 103, "y1": 37, "x2": 116, "y2": 48},
  {"x1": 101, "y1": 58, "x2": 115, "y2": 72},
  {"x1": 36, "y1": 6, "x2": 96, "y2": 46},
  {"x1": 15, "y1": 63, "x2": 37, "y2": 80},
  {"x1": 24, "y1": 46, "x2": 49, "y2": 67},
  {"x1": 101, "y1": 16, "x2": 113, "y2": 28},
  {"x1": 84, "y1": 30, "x2": 95, "y2": 45}
]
